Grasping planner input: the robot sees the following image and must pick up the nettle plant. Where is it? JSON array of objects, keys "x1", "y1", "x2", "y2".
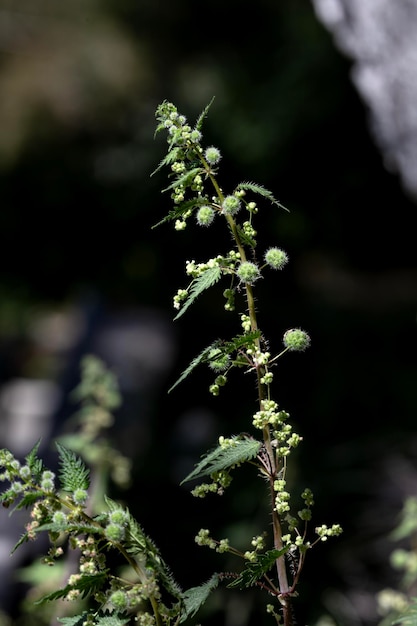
[{"x1": 0, "y1": 100, "x2": 342, "y2": 626}]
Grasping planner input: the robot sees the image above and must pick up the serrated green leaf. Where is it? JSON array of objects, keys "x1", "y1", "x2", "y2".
[
  {"x1": 13, "y1": 491, "x2": 43, "y2": 511},
  {"x1": 180, "y1": 573, "x2": 219, "y2": 622},
  {"x1": 8, "y1": 491, "x2": 41, "y2": 518},
  {"x1": 104, "y1": 496, "x2": 146, "y2": 553},
  {"x1": 162, "y1": 167, "x2": 202, "y2": 193},
  {"x1": 25, "y1": 439, "x2": 44, "y2": 480},
  {"x1": 11, "y1": 531, "x2": 30, "y2": 554},
  {"x1": 169, "y1": 331, "x2": 261, "y2": 394},
  {"x1": 203, "y1": 330, "x2": 262, "y2": 367},
  {"x1": 35, "y1": 521, "x2": 102, "y2": 536},
  {"x1": 56, "y1": 442, "x2": 90, "y2": 493},
  {"x1": 152, "y1": 198, "x2": 202, "y2": 229},
  {"x1": 181, "y1": 436, "x2": 261, "y2": 485},
  {"x1": 227, "y1": 548, "x2": 288, "y2": 589},
  {"x1": 224, "y1": 330, "x2": 262, "y2": 351},
  {"x1": 35, "y1": 572, "x2": 107, "y2": 605},
  {"x1": 195, "y1": 97, "x2": 215, "y2": 131},
  {"x1": 127, "y1": 518, "x2": 182, "y2": 599},
  {"x1": 168, "y1": 340, "x2": 221, "y2": 393},
  {"x1": 93, "y1": 617, "x2": 131, "y2": 626},
  {"x1": 104, "y1": 497, "x2": 183, "y2": 600},
  {"x1": 234, "y1": 181, "x2": 288, "y2": 211},
  {"x1": 0, "y1": 487, "x2": 17, "y2": 505},
  {"x1": 150, "y1": 146, "x2": 183, "y2": 177},
  {"x1": 174, "y1": 266, "x2": 221, "y2": 321},
  {"x1": 58, "y1": 612, "x2": 130, "y2": 626}
]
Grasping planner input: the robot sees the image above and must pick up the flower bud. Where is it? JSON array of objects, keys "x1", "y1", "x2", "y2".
[
  {"x1": 190, "y1": 129, "x2": 202, "y2": 142},
  {"x1": 283, "y1": 328, "x2": 311, "y2": 352},
  {"x1": 207, "y1": 348, "x2": 230, "y2": 372},
  {"x1": 264, "y1": 247, "x2": 289, "y2": 270},
  {"x1": 109, "y1": 510, "x2": 128, "y2": 527},
  {"x1": 105, "y1": 523, "x2": 126, "y2": 543},
  {"x1": 52, "y1": 510, "x2": 67, "y2": 525},
  {"x1": 204, "y1": 146, "x2": 222, "y2": 165},
  {"x1": 72, "y1": 488, "x2": 88, "y2": 505},
  {"x1": 196, "y1": 205, "x2": 215, "y2": 227},
  {"x1": 237, "y1": 261, "x2": 261, "y2": 285},
  {"x1": 222, "y1": 195, "x2": 241, "y2": 216},
  {"x1": 109, "y1": 590, "x2": 129, "y2": 611}
]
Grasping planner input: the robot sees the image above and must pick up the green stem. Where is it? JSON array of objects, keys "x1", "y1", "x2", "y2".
[
  {"x1": 116, "y1": 543, "x2": 164, "y2": 626},
  {"x1": 206, "y1": 165, "x2": 292, "y2": 621},
  {"x1": 226, "y1": 219, "x2": 292, "y2": 604}
]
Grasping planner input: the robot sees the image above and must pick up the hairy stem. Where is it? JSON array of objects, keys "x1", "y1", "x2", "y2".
[
  {"x1": 206, "y1": 165, "x2": 292, "y2": 622},
  {"x1": 226, "y1": 216, "x2": 292, "y2": 616},
  {"x1": 116, "y1": 543, "x2": 164, "y2": 626}
]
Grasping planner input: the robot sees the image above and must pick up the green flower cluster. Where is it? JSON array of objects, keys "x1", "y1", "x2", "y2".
[
  {"x1": 0, "y1": 443, "x2": 177, "y2": 624},
  {"x1": 315, "y1": 524, "x2": 343, "y2": 541},
  {"x1": 154, "y1": 101, "x2": 298, "y2": 335}
]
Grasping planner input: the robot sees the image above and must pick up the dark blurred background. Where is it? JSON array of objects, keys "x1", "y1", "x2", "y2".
[{"x1": 0, "y1": 1, "x2": 416, "y2": 625}]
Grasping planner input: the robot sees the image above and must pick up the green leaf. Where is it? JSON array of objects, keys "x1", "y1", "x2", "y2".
[
  {"x1": 11, "y1": 531, "x2": 30, "y2": 554},
  {"x1": 223, "y1": 330, "x2": 262, "y2": 352},
  {"x1": 162, "y1": 167, "x2": 202, "y2": 193},
  {"x1": 152, "y1": 198, "x2": 203, "y2": 229},
  {"x1": 56, "y1": 442, "x2": 90, "y2": 493},
  {"x1": 58, "y1": 612, "x2": 130, "y2": 626},
  {"x1": 150, "y1": 146, "x2": 184, "y2": 177},
  {"x1": 180, "y1": 573, "x2": 220, "y2": 622},
  {"x1": 13, "y1": 491, "x2": 42, "y2": 510},
  {"x1": 35, "y1": 521, "x2": 102, "y2": 536},
  {"x1": 174, "y1": 266, "x2": 221, "y2": 321},
  {"x1": 25, "y1": 440, "x2": 44, "y2": 481},
  {"x1": 104, "y1": 495, "x2": 146, "y2": 553},
  {"x1": 234, "y1": 181, "x2": 289, "y2": 211},
  {"x1": 227, "y1": 548, "x2": 288, "y2": 589},
  {"x1": 0, "y1": 487, "x2": 17, "y2": 505},
  {"x1": 168, "y1": 340, "x2": 221, "y2": 393},
  {"x1": 36, "y1": 572, "x2": 108, "y2": 605},
  {"x1": 93, "y1": 617, "x2": 131, "y2": 626},
  {"x1": 168, "y1": 331, "x2": 261, "y2": 393},
  {"x1": 181, "y1": 436, "x2": 261, "y2": 485},
  {"x1": 104, "y1": 497, "x2": 183, "y2": 600},
  {"x1": 195, "y1": 97, "x2": 215, "y2": 132},
  {"x1": 127, "y1": 520, "x2": 182, "y2": 599}
]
